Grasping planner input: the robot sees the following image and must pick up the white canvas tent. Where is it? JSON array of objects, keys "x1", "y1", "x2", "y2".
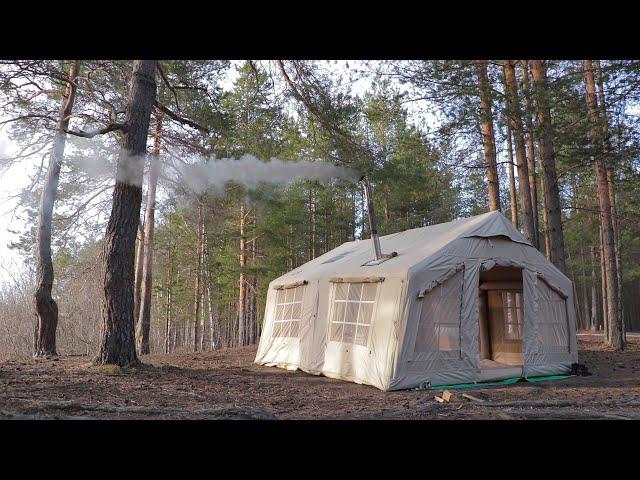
[{"x1": 254, "y1": 211, "x2": 578, "y2": 391}]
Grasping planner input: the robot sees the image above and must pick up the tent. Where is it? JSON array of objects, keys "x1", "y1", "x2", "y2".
[{"x1": 254, "y1": 210, "x2": 578, "y2": 391}]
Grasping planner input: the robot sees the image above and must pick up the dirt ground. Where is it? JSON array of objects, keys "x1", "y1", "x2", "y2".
[{"x1": 1, "y1": 333, "x2": 640, "y2": 420}]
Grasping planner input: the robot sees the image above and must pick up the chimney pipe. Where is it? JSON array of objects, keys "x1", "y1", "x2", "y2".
[{"x1": 359, "y1": 176, "x2": 382, "y2": 260}]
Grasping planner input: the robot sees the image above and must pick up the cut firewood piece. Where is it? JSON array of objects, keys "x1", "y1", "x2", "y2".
[
  {"x1": 462, "y1": 393, "x2": 485, "y2": 402},
  {"x1": 433, "y1": 396, "x2": 445, "y2": 403},
  {"x1": 442, "y1": 390, "x2": 453, "y2": 402}
]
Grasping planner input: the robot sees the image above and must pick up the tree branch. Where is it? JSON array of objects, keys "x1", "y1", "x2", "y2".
[
  {"x1": 154, "y1": 101, "x2": 210, "y2": 135},
  {"x1": 64, "y1": 123, "x2": 128, "y2": 138}
]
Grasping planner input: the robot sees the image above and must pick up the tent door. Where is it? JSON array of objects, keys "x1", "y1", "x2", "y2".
[{"x1": 478, "y1": 267, "x2": 524, "y2": 381}]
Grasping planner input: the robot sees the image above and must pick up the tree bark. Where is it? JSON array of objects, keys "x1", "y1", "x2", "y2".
[
  {"x1": 520, "y1": 61, "x2": 540, "y2": 245},
  {"x1": 590, "y1": 245, "x2": 599, "y2": 330},
  {"x1": 599, "y1": 223, "x2": 609, "y2": 342},
  {"x1": 134, "y1": 222, "x2": 145, "y2": 327},
  {"x1": 94, "y1": 60, "x2": 158, "y2": 367},
  {"x1": 136, "y1": 112, "x2": 162, "y2": 355},
  {"x1": 249, "y1": 213, "x2": 258, "y2": 344},
  {"x1": 502, "y1": 60, "x2": 537, "y2": 247},
  {"x1": 594, "y1": 60, "x2": 625, "y2": 340},
  {"x1": 164, "y1": 219, "x2": 173, "y2": 354},
  {"x1": 198, "y1": 208, "x2": 207, "y2": 352},
  {"x1": 33, "y1": 60, "x2": 80, "y2": 358},
  {"x1": 474, "y1": 60, "x2": 501, "y2": 212},
  {"x1": 237, "y1": 203, "x2": 247, "y2": 347},
  {"x1": 506, "y1": 126, "x2": 518, "y2": 227},
  {"x1": 583, "y1": 59, "x2": 623, "y2": 350},
  {"x1": 539, "y1": 171, "x2": 552, "y2": 260},
  {"x1": 580, "y1": 246, "x2": 591, "y2": 330},
  {"x1": 530, "y1": 60, "x2": 566, "y2": 273},
  {"x1": 193, "y1": 198, "x2": 204, "y2": 351}
]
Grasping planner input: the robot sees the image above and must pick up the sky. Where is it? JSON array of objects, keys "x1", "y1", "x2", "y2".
[
  {"x1": 0, "y1": 133, "x2": 37, "y2": 284},
  {"x1": 0, "y1": 60, "x2": 448, "y2": 286},
  {"x1": 0, "y1": 60, "x2": 389, "y2": 286}
]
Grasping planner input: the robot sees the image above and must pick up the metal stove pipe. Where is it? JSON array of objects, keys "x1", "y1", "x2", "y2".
[{"x1": 359, "y1": 176, "x2": 382, "y2": 260}]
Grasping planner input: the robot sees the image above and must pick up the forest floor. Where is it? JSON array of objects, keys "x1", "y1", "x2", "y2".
[{"x1": 1, "y1": 333, "x2": 640, "y2": 420}]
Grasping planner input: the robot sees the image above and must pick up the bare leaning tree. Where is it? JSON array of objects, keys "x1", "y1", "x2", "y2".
[{"x1": 33, "y1": 61, "x2": 80, "y2": 358}]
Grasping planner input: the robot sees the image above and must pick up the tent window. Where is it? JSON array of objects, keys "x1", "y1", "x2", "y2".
[
  {"x1": 502, "y1": 291, "x2": 524, "y2": 340},
  {"x1": 329, "y1": 282, "x2": 377, "y2": 347},
  {"x1": 415, "y1": 269, "x2": 464, "y2": 355},
  {"x1": 272, "y1": 285, "x2": 305, "y2": 339},
  {"x1": 538, "y1": 281, "x2": 570, "y2": 351}
]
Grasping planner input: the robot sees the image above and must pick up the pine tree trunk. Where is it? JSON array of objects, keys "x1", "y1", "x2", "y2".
[
  {"x1": 502, "y1": 60, "x2": 537, "y2": 247},
  {"x1": 164, "y1": 219, "x2": 173, "y2": 353},
  {"x1": 164, "y1": 234, "x2": 172, "y2": 354},
  {"x1": 599, "y1": 223, "x2": 609, "y2": 342},
  {"x1": 594, "y1": 60, "x2": 625, "y2": 341},
  {"x1": 590, "y1": 245, "x2": 599, "y2": 330},
  {"x1": 520, "y1": 61, "x2": 540, "y2": 245},
  {"x1": 193, "y1": 199, "x2": 204, "y2": 352},
  {"x1": 580, "y1": 246, "x2": 591, "y2": 330},
  {"x1": 238, "y1": 203, "x2": 247, "y2": 347},
  {"x1": 33, "y1": 60, "x2": 80, "y2": 358},
  {"x1": 474, "y1": 60, "x2": 501, "y2": 212},
  {"x1": 136, "y1": 112, "x2": 162, "y2": 354},
  {"x1": 583, "y1": 59, "x2": 623, "y2": 350},
  {"x1": 530, "y1": 60, "x2": 567, "y2": 273},
  {"x1": 94, "y1": 60, "x2": 157, "y2": 367},
  {"x1": 566, "y1": 250, "x2": 582, "y2": 328},
  {"x1": 134, "y1": 223, "x2": 145, "y2": 327},
  {"x1": 249, "y1": 219, "x2": 258, "y2": 344},
  {"x1": 309, "y1": 184, "x2": 316, "y2": 260},
  {"x1": 539, "y1": 172, "x2": 552, "y2": 260},
  {"x1": 506, "y1": 126, "x2": 518, "y2": 227}
]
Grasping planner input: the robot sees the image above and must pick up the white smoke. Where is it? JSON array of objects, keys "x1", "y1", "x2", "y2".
[
  {"x1": 164, "y1": 154, "x2": 360, "y2": 195},
  {"x1": 61, "y1": 134, "x2": 361, "y2": 192}
]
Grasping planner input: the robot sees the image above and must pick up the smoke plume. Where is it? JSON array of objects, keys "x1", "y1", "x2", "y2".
[{"x1": 164, "y1": 154, "x2": 360, "y2": 195}]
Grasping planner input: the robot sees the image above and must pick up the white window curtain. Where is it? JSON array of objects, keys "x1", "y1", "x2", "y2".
[
  {"x1": 329, "y1": 282, "x2": 378, "y2": 346},
  {"x1": 272, "y1": 285, "x2": 305, "y2": 338}
]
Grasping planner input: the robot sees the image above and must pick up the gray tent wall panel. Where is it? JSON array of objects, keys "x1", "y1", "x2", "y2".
[{"x1": 255, "y1": 211, "x2": 579, "y2": 391}]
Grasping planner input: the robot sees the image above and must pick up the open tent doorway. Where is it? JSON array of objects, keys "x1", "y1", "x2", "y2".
[{"x1": 478, "y1": 266, "x2": 525, "y2": 382}]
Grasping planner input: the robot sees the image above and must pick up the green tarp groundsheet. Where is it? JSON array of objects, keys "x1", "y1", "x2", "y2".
[{"x1": 424, "y1": 374, "x2": 574, "y2": 391}]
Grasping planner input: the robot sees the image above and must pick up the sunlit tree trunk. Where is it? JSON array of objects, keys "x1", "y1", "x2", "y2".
[
  {"x1": 583, "y1": 59, "x2": 623, "y2": 350},
  {"x1": 193, "y1": 199, "x2": 204, "y2": 351},
  {"x1": 506, "y1": 126, "x2": 518, "y2": 227},
  {"x1": 594, "y1": 60, "x2": 624, "y2": 340},
  {"x1": 136, "y1": 112, "x2": 162, "y2": 354},
  {"x1": 520, "y1": 60, "x2": 540, "y2": 245},
  {"x1": 530, "y1": 60, "x2": 566, "y2": 273},
  {"x1": 599, "y1": 223, "x2": 609, "y2": 342},
  {"x1": 164, "y1": 215, "x2": 173, "y2": 354},
  {"x1": 502, "y1": 60, "x2": 537, "y2": 247},
  {"x1": 238, "y1": 203, "x2": 247, "y2": 347},
  {"x1": 33, "y1": 60, "x2": 80, "y2": 358},
  {"x1": 134, "y1": 223, "x2": 144, "y2": 327},
  {"x1": 590, "y1": 245, "x2": 599, "y2": 331},
  {"x1": 580, "y1": 246, "x2": 591, "y2": 330},
  {"x1": 474, "y1": 60, "x2": 501, "y2": 211},
  {"x1": 94, "y1": 60, "x2": 157, "y2": 367}
]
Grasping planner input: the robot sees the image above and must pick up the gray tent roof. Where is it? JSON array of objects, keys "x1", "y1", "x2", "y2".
[{"x1": 271, "y1": 211, "x2": 566, "y2": 285}]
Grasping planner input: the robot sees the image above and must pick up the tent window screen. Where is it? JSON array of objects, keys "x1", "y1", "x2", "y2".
[
  {"x1": 502, "y1": 291, "x2": 524, "y2": 340},
  {"x1": 272, "y1": 285, "x2": 305, "y2": 339},
  {"x1": 329, "y1": 282, "x2": 378, "y2": 346},
  {"x1": 537, "y1": 281, "x2": 570, "y2": 352},
  {"x1": 415, "y1": 270, "x2": 464, "y2": 354}
]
